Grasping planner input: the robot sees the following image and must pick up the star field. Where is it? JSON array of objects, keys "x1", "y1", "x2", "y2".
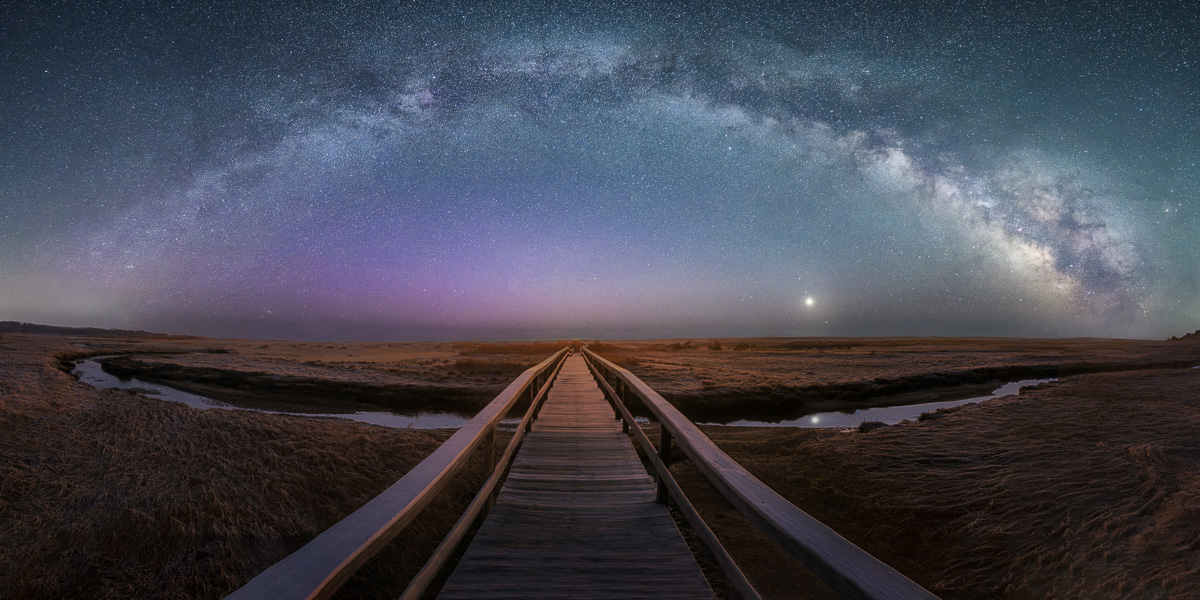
[{"x1": 1, "y1": 1, "x2": 1197, "y2": 340}]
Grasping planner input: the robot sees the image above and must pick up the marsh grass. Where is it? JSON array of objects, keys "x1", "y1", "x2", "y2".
[
  {"x1": 597, "y1": 353, "x2": 641, "y2": 369},
  {"x1": 585, "y1": 342, "x2": 629, "y2": 353},
  {"x1": 688, "y1": 368, "x2": 1200, "y2": 598},
  {"x1": 449, "y1": 358, "x2": 538, "y2": 373},
  {"x1": 777, "y1": 340, "x2": 862, "y2": 352},
  {"x1": 94, "y1": 356, "x2": 493, "y2": 413},
  {"x1": 0, "y1": 336, "x2": 488, "y2": 598},
  {"x1": 9, "y1": 334, "x2": 1200, "y2": 598},
  {"x1": 0, "y1": 393, "x2": 477, "y2": 599},
  {"x1": 452, "y1": 341, "x2": 577, "y2": 355},
  {"x1": 602, "y1": 337, "x2": 1200, "y2": 420}
]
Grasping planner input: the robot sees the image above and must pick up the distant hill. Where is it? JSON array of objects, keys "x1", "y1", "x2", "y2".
[
  {"x1": 1169, "y1": 330, "x2": 1200, "y2": 341},
  {"x1": 0, "y1": 321, "x2": 200, "y2": 339}
]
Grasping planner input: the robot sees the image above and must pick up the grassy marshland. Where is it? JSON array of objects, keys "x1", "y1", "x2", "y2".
[{"x1": 0, "y1": 335, "x2": 486, "y2": 599}]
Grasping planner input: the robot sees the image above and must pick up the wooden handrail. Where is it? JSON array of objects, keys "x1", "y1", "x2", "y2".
[
  {"x1": 581, "y1": 352, "x2": 762, "y2": 600},
  {"x1": 226, "y1": 348, "x2": 570, "y2": 600},
  {"x1": 583, "y1": 349, "x2": 938, "y2": 600},
  {"x1": 398, "y1": 350, "x2": 569, "y2": 600}
]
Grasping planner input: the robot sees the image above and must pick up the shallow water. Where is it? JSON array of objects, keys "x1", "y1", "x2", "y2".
[
  {"x1": 75, "y1": 357, "x2": 1058, "y2": 431},
  {"x1": 73, "y1": 357, "x2": 495, "y2": 429},
  {"x1": 706, "y1": 378, "x2": 1057, "y2": 429}
]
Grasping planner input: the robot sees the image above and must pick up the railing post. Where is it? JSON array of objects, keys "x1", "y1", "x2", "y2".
[
  {"x1": 612, "y1": 383, "x2": 629, "y2": 432},
  {"x1": 656, "y1": 426, "x2": 672, "y2": 504},
  {"x1": 619, "y1": 378, "x2": 630, "y2": 433},
  {"x1": 230, "y1": 349, "x2": 567, "y2": 600},
  {"x1": 527, "y1": 380, "x2": 539, "y2": 433},
  {"x1": 481, "y1": 426, "x2": 495, "y2": 477},
  {"x1": 533, "y1": 383, "x2": 542, "y2": 420},
  {"x1": 482, "y1": 426, "x2": 496, "y2": 512}
]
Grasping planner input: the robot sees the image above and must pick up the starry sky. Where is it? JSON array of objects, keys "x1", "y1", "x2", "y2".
[{"x1": 1, "y1": 1, "x2": 1197, "y2": 341}]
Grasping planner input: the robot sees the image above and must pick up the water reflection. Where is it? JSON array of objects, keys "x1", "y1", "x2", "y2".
[
  {"x1": 74, "y1": 357, "x2": 1062, "y2": 431},
  {"x1": 707, "y1": 378, "x2": 1057, "y2": 429},
  {"x1": 72, "y1": 357, "x2": 504, "y2": 430}
]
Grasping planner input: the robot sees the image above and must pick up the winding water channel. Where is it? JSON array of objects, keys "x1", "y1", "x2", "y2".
[
  {"x1": 705, "y1": 378, "x2": 1056, "y2": 428},
  {"x1": 74, "y1": 356, "x2": 1054, "y2": 430},
  {"x1": 73, "y1": 357, "x2": 489, "y2": 429}
]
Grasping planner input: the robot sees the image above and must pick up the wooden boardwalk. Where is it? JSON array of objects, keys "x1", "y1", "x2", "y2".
[
  {"x1": 228, "y1": 349, "x2": 935, "y2": 600},
  {"x1": 438, "y1": 354, "x2": 714, "y2": 599}
]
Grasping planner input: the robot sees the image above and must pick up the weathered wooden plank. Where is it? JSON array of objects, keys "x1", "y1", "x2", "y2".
[
  {"x1": 437, "y1": 354, "x2": 713, "y2": 599},
  {"x1": 397, "y1": 352, "x2": 570, "y2": 600},
  {"x1": 582, "y1": 352, "x2": 763, "y2": 600},
  {"x1": 585, "y1": 349, "x2": 939, "y2": 600},
  {"x1": 225, "y1": 350, "x2": 567, "y2": 600}
]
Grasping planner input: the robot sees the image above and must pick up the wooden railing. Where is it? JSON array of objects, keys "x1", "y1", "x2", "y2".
[
  {"x1": 227, "y1": 348, "x2": 570, "y2": 600},
  {"x1": 582, "y1": 348, "x2": 938, "y2": 600}
]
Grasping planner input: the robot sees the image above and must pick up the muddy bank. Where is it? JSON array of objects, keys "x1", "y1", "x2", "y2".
[
  {"x1": 97, "y1": 356, "x2": 498, "y2": 414},
  {"x1": 594, "y1": 337, "x2": 1200, "y2": 420},
  {"x1": 661, "y1": 360, "x2": 1193, "y2": 420}
]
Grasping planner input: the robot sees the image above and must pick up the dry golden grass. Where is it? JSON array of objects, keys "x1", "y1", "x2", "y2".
[
  {"x1": 67, "y1": 338, "x2": 581, "y2": 415},
  {"x1": 452, "y1": 341, "x2": 578, "y2": 355},
  {"x1": 68, "y1": 339, "x2": 537, "y2": 414},
  {"x1": 0, "y1": 334, "x2": 484, "y2": 599},
  {"x1": 603, "y1": 337, "x2": 1200, "y2": 418},
  {"x1": 675, "y1": 367, "x2": 1200, "y2": 599},
  {"x1": 449, "y1": 357, "x2": 539, "y2": 373},
  {"x1": 7, "y1": 331, "x2": 1200, "y2": 598}
]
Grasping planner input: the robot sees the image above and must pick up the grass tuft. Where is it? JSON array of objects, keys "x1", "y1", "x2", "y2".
[
  {"x1": 452, "y1": 341, "x2": 577, "y2": 355},
  {"x1": 449, "y1": 358, "x2": 538, "y2": 373}
]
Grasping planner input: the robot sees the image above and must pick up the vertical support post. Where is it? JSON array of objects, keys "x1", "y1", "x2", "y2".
[
  {"x1": 481, "y1": 426, "x2": 495, "y2": 477},
  {"x1": 612, "y1": 388, "x2": 621, "y2": 420},
  {"x1": 528, "y1": 373, "x2": 544, "y2": 433},
  {"x1": 615, "y1": 376, "x2": 629, "y2": 433},
  {"x1": 526, "y1": 399, "x2": 534, "y2": 433},
  {"x1": 656, "y1": 426, "x2": 672, "y2": 504},
  {"x1": 482, "y1": 426, "x2": 496, "y2": 512}
]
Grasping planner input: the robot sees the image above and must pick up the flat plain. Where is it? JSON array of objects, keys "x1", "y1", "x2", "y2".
[{"x1": 2, "y1": 332, "x2": 1199, "y2": 598}]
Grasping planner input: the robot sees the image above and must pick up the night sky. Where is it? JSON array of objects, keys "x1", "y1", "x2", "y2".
[{"x1": 2, "y1": 1, "x2": 1197, "y2": 341}]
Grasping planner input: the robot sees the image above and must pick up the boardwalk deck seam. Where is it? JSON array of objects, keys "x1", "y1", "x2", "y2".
[{"x1": 437, "y1": 354, "x2": 714, "y2": 599}]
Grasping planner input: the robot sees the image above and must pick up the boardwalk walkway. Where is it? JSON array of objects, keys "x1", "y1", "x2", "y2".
[{"x1": 438, "y1": 354, "x2": 714, "y2": 599}]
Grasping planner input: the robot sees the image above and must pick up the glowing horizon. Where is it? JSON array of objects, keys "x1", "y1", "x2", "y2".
[{"x1": 2, "y1": 2, "x2": 1197, "y2": 341}]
